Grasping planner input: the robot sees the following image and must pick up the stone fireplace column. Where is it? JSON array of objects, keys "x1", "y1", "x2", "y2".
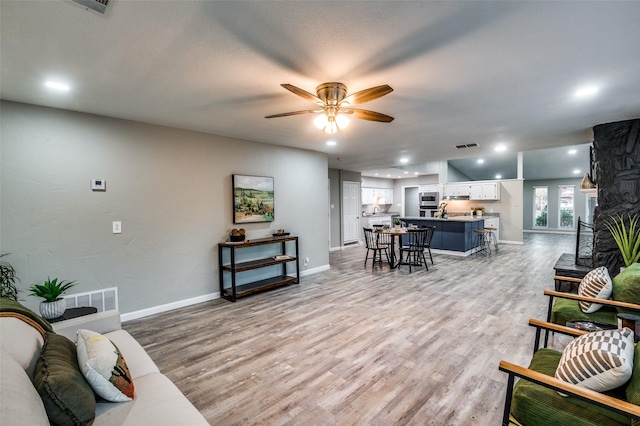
[{"x1": 592, "y1": 118, "x2": 640, "y2": 274}]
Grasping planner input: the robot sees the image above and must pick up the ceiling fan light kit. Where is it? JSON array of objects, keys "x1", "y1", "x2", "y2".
[{"x1": 266, "y1": 82, "x2": 394, "y2": 134}]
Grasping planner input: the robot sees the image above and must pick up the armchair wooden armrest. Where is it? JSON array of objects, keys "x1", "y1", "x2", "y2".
[
  {"x1": 499, "y1": 360, "x2": 640, "y2": 426},
  {"x1": 554, "y1": 275, "x2": 583, "y2": 283},
  {"x1": 527, "y1": 318, "x2": 587, "y2": 353},
  {"x1": 544, "y1": 290, "x2": 640, "y2": 311}
]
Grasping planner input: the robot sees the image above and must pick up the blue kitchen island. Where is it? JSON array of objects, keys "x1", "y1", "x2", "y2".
[{"x1": 399, "y1": 216, "x2": 485, "y2": 255}]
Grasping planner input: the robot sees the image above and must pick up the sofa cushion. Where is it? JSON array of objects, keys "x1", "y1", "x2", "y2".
[
  {"x1": 0, "y1": 349, "x2": 50, "y2": 425},
  {"x1": 578, "y1": 266, "x2": 613, "y2": 313},
  {"x1": 555, "y1": 327, "x2": 635, "y2": 393},
  {"x1": 612, "y1": 263, "x2": 640, "y2": 315},
  {"x1": 33, "y1": 332, "x2": 96, "y2": 426},
  {"x1": 77, "y1": 329, "x2": 135, "y2": 402},
  {"x1": 94, "y1": 373, "x2": 209, "y2": 426},
  {"x1": 511, "y1": 348, "x2": 628, "y2": 426},
  {"x1": 0, "y1": 317, "x2": 45, "y2": 380}
]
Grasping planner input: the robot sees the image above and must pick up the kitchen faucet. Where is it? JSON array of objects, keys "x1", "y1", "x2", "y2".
[{"x1": 373, "y1": 206, "x2": 379, "y2": 214}]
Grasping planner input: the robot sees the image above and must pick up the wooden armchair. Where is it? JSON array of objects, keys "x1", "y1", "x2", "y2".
[
  {"x1": 499, "y1": 319, "x2": 640, "y2": 426},
  {"x1": 545, "y1": 264, "x2": 640, "y2": 341}
]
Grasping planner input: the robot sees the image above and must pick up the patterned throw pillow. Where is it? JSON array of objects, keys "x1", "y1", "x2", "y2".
[
  {"x1": 555, "y1": 327, "x2": 635, "y2": 394},
  {"x1": 578, "y1": 266, "x2": 612, "y2": 313},
  {"x1": 76, "y1": 329, "x2": 135, "y2": 402}
]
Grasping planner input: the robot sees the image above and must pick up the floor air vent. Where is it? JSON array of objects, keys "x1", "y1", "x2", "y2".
[{"x1": 72, "y1": 0, "x2": 109, "y2": 14}]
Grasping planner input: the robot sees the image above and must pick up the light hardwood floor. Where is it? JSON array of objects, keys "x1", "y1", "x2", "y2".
[{"x1": 124, "y1": 233, "x2": 576, "y2": 425}]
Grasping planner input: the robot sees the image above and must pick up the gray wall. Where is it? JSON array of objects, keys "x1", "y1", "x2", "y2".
[
  {"x1": 522, "y1": 178, "x2": 586, "y2": 231},
  {"x1": 1, "y1": 101, "x2": 330, "y2": 315},
  {"x1": 328, "y1": 168, "x2": 361, "y2": 249}
]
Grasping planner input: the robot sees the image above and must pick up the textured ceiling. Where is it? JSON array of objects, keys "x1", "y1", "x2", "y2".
[{"x1": 1, "y1": 1, "x2": 639, "y2": 178}]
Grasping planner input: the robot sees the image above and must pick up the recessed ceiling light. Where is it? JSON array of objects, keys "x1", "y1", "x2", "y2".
[
  {"x1": 575, "y1": 86, "x2": 599, "y2": 98},
  {"x1": 399, "y1": 158, "x2": 409, "y2": 164},
  {"x1": 326, "y1": 140, "x2": 336, "y2": 146},
  {"x1": 573, "y1": 169, "x2": 580, "y2": 174},
  {"x1": 495, "y1": 174, "x2": 502, "y2": 179},
  {"x1": 568, "y1": 149, "x2": 577, "y2": 155},
  {"x1": 404, "y1": 171, "x2": 408, "y2": 174},
  {"x1": 45, "y1": 81, "x2": 70, "y2": 91},
  {"x1": 386, "y1": 174, "x2": 391, "y2": 178},
  {"x1": 495, "y1": 145, "x2": 506, "y2": 152},
  {"x1": 477, "y1": 159, "x2": 485, "y2": 164},
  {"x1": 414, "y1": 172, "x2": 419, "y2": 175},
  {"x1": 397, "y1": 175, "x2": 402, "y2": 178},
  {"x1": 374, "y1": 173, "x2": 379, "y2": 176}
]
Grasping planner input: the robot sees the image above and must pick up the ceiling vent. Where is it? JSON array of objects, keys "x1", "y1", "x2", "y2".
[
  {"x1": 72, "y1": 0, "x2": 109, "y2": 14},
  {"x1": 455, "y1": 143, "x2": 479, "y2": 149}
]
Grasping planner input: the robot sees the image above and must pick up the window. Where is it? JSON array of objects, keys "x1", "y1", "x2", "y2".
[
  {"x1": 559, "y1": 185, "x2": 575, "y2": 228},
  {"x1": 533, "y1": 187, "x2": 548, "y2": 227}
]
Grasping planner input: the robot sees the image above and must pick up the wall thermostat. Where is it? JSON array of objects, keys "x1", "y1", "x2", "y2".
[{"x1": 91, "y1": 179, "x2": 106, "y2": 191}]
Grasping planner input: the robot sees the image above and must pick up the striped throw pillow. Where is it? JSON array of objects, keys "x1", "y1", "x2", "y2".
[
  {"x1": 578, "y1": 266, "x2": 612, "y2": 313},
  {"x1": 555, "y1": 327, "x2": 635, "y2": 394}
]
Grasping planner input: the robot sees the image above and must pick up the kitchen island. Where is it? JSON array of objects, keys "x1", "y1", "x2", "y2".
[{"x1": 399, "y1": 216, "x2": 485, "y2": 256}]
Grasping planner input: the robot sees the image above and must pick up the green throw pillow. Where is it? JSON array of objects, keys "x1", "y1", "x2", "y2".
[
  {"x1": 612, "y1": 263, "x2": 640, "y2": 314},
  {"x1": 34, "y1": 332, "x2": 96, "y2": 426}
]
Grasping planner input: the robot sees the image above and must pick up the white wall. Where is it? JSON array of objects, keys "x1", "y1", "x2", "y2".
[{"x1": 1, "y1": 101, "x2": 330, "y2": 315}]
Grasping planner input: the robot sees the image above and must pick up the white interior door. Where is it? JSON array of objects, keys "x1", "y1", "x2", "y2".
[{"x1": 343, "y1": 181, "x2": 360, "y2": 244}]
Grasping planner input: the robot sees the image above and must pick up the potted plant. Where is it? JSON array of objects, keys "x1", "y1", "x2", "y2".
[
  {"x1": 393, "y1": 218, "x2": 403, "y2": 230},
  {"x1": 0, "y1": 253, "x2": 19, "y2": 301},
  {"x1": 604, "y1": 213, "x2": 640, "y2": 268},
  {"x1": 28, "y1": 277, "x2": 77, "y2": 319}
]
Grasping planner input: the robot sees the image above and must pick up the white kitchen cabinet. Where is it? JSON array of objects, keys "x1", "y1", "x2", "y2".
[
  {"x1": 419, "y1": 184, "x2": 440, "y2": 193},
  {"x1": 469, "y1": 182, "x2": 501, "y2": 200},
  {"x1": 362, "y1": 187, "x2": 393, "y2": 204},
  {"x1": 444, "y1": 184, "x2": 471, "y2": 197}
]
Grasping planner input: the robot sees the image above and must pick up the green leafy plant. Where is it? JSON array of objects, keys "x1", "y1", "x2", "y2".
[
  {"x1": 0, "y1": 254, "x2": 19, "y2": 301},
  {"x1": 393, "y1": 218, "x2": 403, "y2": 226},
  {"x1": 604, "y1": 213, "x2": 640, "y2": 267},
  {"x1": 28, "y1": 277, "x2": 77, "y2": 302}
]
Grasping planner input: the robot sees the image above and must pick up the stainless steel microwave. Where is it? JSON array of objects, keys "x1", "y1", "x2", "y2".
[{"x1": 419, "y1": 192, "x2": 439, "y2": 207}]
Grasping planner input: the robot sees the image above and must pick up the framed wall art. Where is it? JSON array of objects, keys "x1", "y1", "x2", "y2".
[{"x1": 232, "y1": 174, "x2": 275, "y2": 224}]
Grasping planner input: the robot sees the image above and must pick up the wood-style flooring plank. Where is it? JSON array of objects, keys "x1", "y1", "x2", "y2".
[{"x1": 124, "y1": 233, "x2": 577, "y2": 425}]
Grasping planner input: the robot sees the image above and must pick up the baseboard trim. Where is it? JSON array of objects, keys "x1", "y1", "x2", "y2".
[
  {"x1": 121, "y1": 293, "x2": 220, "y2": 323},
  {"x1": 121, "y1": 264, "x2": 330, "y2": 322},
  {"x1": 524, "y1": 229, "x2": 577, "y2": 235}
]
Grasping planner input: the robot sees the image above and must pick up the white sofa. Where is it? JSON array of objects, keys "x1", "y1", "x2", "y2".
[{"x1": 0, "y1": 308, "x2": 209, "y2": 425}]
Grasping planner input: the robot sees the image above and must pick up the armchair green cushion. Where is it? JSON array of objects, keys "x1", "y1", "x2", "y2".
[
  {"x1": 550, "y1": 298, "x2": 618, "y2": 327},
  {"x1": 613, "y1": 263, "x2": 640, "y2": 315},
  {"x1": 511, "y1": 348, "x2": 630, "y2": 426}
]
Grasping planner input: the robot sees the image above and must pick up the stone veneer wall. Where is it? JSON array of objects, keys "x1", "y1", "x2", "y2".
[{"x1": 593, "y1": 118, "x2": 640, "y2": 274}]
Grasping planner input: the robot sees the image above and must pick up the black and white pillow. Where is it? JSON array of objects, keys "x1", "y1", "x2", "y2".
[
  {"x1": 555, "y1": 327, "x2": 635, "y2": 394},
  {"x1": 578, "y1": 266, "x2": 612, "y2": 313}
]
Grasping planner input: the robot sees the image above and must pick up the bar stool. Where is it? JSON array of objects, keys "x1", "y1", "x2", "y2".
[
  {"x1": 472, "y1": 229, "x2": 491, "y2": 256},
  {"x1": 485, "y1": 227, "x2": 498, "y2": 252}
]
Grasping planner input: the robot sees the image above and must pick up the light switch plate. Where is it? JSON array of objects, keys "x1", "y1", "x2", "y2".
[
  {"x1": 112, "y1": 221, "x2": 121, "y2": 234},
  {"x1": 91, "y1": 179, "x2": 106, "y2": 191}
]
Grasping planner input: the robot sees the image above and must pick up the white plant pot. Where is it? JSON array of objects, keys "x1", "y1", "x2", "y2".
[{"x1": 39, "y1": 299, "x2": 66, "y2": 319}]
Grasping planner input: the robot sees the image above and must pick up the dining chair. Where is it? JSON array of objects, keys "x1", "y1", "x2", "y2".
[
  {"x1": 399, "y1": 228, "x2": 429, "y2": 272},
  {"x1": 363, "y1": 227, "x2": 389, "y2": 268}
]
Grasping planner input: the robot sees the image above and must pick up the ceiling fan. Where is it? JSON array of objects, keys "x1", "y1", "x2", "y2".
[{"x1": 265, "y1": 82, "x2": 394, "y2": 134}]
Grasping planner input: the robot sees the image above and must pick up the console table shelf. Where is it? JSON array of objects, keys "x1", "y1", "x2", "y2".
[{"x1": 218, "y1": 236, "x2": 299, "y2": 302}]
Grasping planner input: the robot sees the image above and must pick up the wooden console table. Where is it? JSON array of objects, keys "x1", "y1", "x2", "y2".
[{"x1": 218, "y1": 236, "x2": 299, "y2": 302}]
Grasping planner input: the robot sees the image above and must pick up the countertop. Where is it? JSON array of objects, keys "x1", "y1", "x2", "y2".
[{"x1": 400, "y1": 215, "x2": 495, "y2": 222}]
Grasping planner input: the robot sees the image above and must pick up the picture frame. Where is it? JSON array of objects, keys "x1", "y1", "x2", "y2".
[{"x1": 233, "y1": 174, "x2": 275, "y2": 224}]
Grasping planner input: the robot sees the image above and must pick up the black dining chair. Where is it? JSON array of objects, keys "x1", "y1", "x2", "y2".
[
  {"x1": 363, "y1": 227, "x2": 389, "y2": 268},
  {"x1": 399, "y1": 228, "x2": 433, "y2": 272}
]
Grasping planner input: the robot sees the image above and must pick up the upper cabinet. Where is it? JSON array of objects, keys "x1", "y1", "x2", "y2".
[
  {"x1": 418, "y1": 184, "x2": 441, "y2": 194},
  {"x1": 362, "y1": 187, "x2": 394, "y2": 204},
  {"x1": 443, "y1": 184, "x2": 471, "y2": 197},
  {"x1": 469, "y1": 182, "x2": 501, "y2": 200}
]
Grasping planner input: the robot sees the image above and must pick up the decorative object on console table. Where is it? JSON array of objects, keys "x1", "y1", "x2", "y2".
[
  {"x1": 229, "y1": 228, "x2": 246, "y2": 242},
  {"x1": 28, "y1": 277, "x2": 77, "y2": 319},
  {"x1": 218, "y1": 236, "x2": 299, "y2": 302},
  {"x1": 233, "y1": 174, "x2": 274, "y2": 224}
]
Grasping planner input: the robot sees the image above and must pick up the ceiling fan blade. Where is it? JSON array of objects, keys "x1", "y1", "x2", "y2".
[
  {"x1": 342, "y1": 85, "x2": 393, "y2": 105},
  {"x1": 345, "y1": 108, "x2": 394, "y2": 123},
  {"x1": 280, "y1": 84, "x2": 321, "y2": 103},
  {"x1": 265, "y1": 109, "x2": 320, "y2": 119}
]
